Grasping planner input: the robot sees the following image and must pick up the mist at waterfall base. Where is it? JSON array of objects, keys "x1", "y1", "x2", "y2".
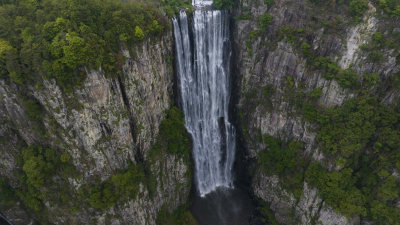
[
  {"x1": 173, "y1": 4, "x2": 255, "y2": 225},
  {"x1": 190, "y1": 187, "x2": 254, "y2": 225}
]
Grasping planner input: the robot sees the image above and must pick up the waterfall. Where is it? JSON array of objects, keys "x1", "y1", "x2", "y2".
[{"x1": 173, "y1": 3, "x2": 236, "y2": 197}]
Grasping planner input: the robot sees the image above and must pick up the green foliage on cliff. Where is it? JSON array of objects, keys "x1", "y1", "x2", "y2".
[
  {"x1": 277, "y1": 26, "x2": 365, "y2": 89},
  {"x1": 296, "y1": 44, "x2": 381, "y2": 89},
  {"x1": 213, "y1": 0, "x2": 235, "y2": 10},
  {"x1": 22, "y1": 98, "x2": 43, "y2": 123},
  {"x1": 361, "y1": 31, "x2": 400, "y2": 64},
  {"x1": 264, "y1": 0, "x2": 275, "y2": 7},
  {"x1": 79, "y1": 163, "x2": 145, "y2": 210},
  {"x1": 310, "y1": 56, "x2": 380, "y2": 89},
  {"x1": 309, "y1": 0, "x2": 369, "y2": 19},
  {"x1": 4, "y1": 106, "x2": 191, "y2": 215},
  {"x1": 158, "y1": 107, "x2": 191, "y2": 158},
  {"x1": 253, "y1": 198, "x2": 281, "y2": 225},
  {"x1": 20, "y1": 146, "x2": 62, "y2": 189},
  {"x1": 259, "y1": 136, "x2": 302, "y2": 175},
  {"x1": 306, "y1": 163, "x2": 367, "y2": 216},
  {"x1": 0, "y1": 177, "x2": 15, "y2": 204},
  {"x1": 156, "y1": 204, "x2": 197, "y2": 225},
  {"x1": 0, "y1": 0, "x2": 167, "y2": 91},
  {"x1": 377, "y1": 0, "x2": 400, "y2": 17},
  {"x1": 160, "y1": 0, "x2": 193, "y2": 17},
  {"x1": 360, "y1": 32, "x2": 385, "y2": 61},
  {"x1": 349, "y1": 0, "x2": 369, "y2": 19},
  {"x1": 258, "y1": 125, "x2": 400, "y2": 223},
  {"x1": 258, "y1": 136, "x2": 306, "y2": 198},
  {"x1": 303, "y1": 97, "x2": 400, "y2": 223},
  {"x1": 79, "y1": 107, "x2": 191, "y2": 210},
  {"x1": 257, "y1": 92, "x2": 400, "y2": 223},
  {"x1": 15, "y1": 145, "x2": 75, "y2": 212},
  {"x1": 259, "y1": 13, "x2": 273, "y2": 33}
]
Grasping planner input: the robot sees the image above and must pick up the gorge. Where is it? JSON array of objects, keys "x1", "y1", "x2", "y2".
[{"x1": 0, "y1": 0, "x2": 400, "y2": 224}]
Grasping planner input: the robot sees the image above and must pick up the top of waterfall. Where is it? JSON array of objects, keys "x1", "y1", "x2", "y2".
[{"x1": 192, "y1": 0, "x2": 213, "y2": 7}]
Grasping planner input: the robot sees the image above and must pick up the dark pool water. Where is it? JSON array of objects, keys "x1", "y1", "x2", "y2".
[
  {"x1": 190, "y1": 187, "x2": 255, "y2": 225},
  {"x1": 0, "y1": 213, "x2": 12, "y2": 225}
]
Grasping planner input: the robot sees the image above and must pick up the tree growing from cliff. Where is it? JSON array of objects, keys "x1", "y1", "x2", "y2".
[
  {"x1": 213, "y1": 0, "x2": 235, "y2": 9},
  {"x1": 134, "y1": 26, "x2": 145, "y2": 41},
  {"x1": 349, "y1": 0, "x2": 369, "y2": 19}
]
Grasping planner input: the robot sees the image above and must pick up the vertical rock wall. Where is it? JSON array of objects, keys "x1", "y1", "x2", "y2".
[
  {"x1": 232, "y1": 0, "x2": 399, "y2": 224},
  {"x1": 0, "y1": 32, "x2": 191, "y2": 225}
]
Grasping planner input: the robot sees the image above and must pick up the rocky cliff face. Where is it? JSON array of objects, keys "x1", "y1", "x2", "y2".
[
  {"x1": 232, "y1": 0, "x2": 399, "y2": 224},
  {"x1": 0, "y1": 32, "x2": 191, "y2": 225}
]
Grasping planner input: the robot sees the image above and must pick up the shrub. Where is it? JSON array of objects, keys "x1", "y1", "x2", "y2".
[
  {"x1": 337, "y1": 69, "x2": 359, "y2": 88},
  {"x1": 21, "y1": 146, "x2": 58, "y2": 188},
  {"x1": 264, "y1": 0, "x2": 275, "y2": 7},
  {"x1": 369, "y1": 50, "x2": 383, "y2": 62},
  {"x1": 158, "y1": 107, "x2": 191, "y2": 158},
  {"x1": 16, "y1": 183, "x2": 43, "y2": 212},
  {"x1": 262, "y1": 84, "x2": 275, "y2": 98},
  {"x1": 249, "y1": 30, "x2": 260, "y2": 39},
  {"x1": 22, "y1": 99, "x2": 43, "y2": 122},
  {"x1": 213, "y1": 0, "x2": 235, "y2": 9},
  {"x1": 363, "y1": 73, "x2": 379, "y2": 86},
  {"x1": 258, "y1": 136, "x2": 306, "y2": 198},
  {"x1": 161, "y1": 0, "x2": 193, "y2": 18},
  {"x1": 349, "y1": 0, "x2": 369, "y2": 19},
  {"x1": 82, "y1": 182, "x2": 117, "y2": 210},
  {"x1": 111, "y1": 163, "x2": 145, "y2": 199},
  {"x1": 310, "y1": 87, "x2": 322, "y2": 99},
  {"x1": 306, "y1": 163, "x2": 367, "y2": 217},
  {"x1": 259, "y1": 13, "x2": 273, "y2": 32},
  {"x1": 14, "y1": 145, "x2": 77, "y2": 211},
  {"x1": 377, "y1": 0, "x2": 400, "y2": 17},
  {"x1": 301, "y1": 42, "x2": 312, "y2": 58},
  {"x1": 156, "y1": 204, "x2": 197, "y2": 225},
  {"x1": 369, "y1": 200, "x2": 400, "y2": 224},
  {"x1": 377, "y1": 176, "x2": 399, "y2": 201},
  {"x1": 0, "y1": 177, "x2": 15, "y2": 203},
  {"x1": 134, "y1": 26, "x2": 145, "y2": 41}
]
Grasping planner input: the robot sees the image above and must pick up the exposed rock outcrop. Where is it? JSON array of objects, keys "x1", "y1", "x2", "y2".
[{"x1": 232, "y1": 0, "x2": 399, "y2": 224}]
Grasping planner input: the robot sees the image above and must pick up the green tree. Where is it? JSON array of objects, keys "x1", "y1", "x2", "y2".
[
  {"x1": 0, "y1": 39, "x2": 13, "y2": 54},
  {"x1": 259, "y1": 13, "x2": 273, "y2": 32},
  {"x1": 23, "y1": 156, "x2": 47, "y2": 188},
  {"x1": 213, "y1": 0, "x2": 235, "y2": 9},
  {"x1": 134, "y1": 26, "x2": 145, "y2": 41},
  {"x1": 349, "y1": 0, "x2": 369, "y2": 19},
  {"x1": 377, "y1": 176, "x2": 399, "y2": 201},
  {"x1": 62, "y1": 32, "x2": 89, "y2": 68}
]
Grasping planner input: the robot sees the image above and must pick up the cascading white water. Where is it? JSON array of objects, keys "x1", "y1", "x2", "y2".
[{"x1": 173, "y1": 2, "x2": 236, "y2": 197}]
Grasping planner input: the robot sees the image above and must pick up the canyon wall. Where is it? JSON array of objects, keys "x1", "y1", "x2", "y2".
[
  {"x1": 232, "y1": 0, "x2": 400, "y2": 224},
  {"x1": 0, "y1": 32, "x2": 191, "y2": 225}
]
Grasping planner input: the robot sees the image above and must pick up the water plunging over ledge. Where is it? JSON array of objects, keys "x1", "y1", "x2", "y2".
[
  {"x1": 173, "y1": 8, "x2": 235, "y2": 196},
  {"x1": 173, "y1": 2, "x2": 256, "y2": 224}
]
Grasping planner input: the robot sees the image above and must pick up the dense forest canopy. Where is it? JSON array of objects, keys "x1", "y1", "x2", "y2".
[{"x1": 0, "y1": 0, "x2": 169, "y2": 91}]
